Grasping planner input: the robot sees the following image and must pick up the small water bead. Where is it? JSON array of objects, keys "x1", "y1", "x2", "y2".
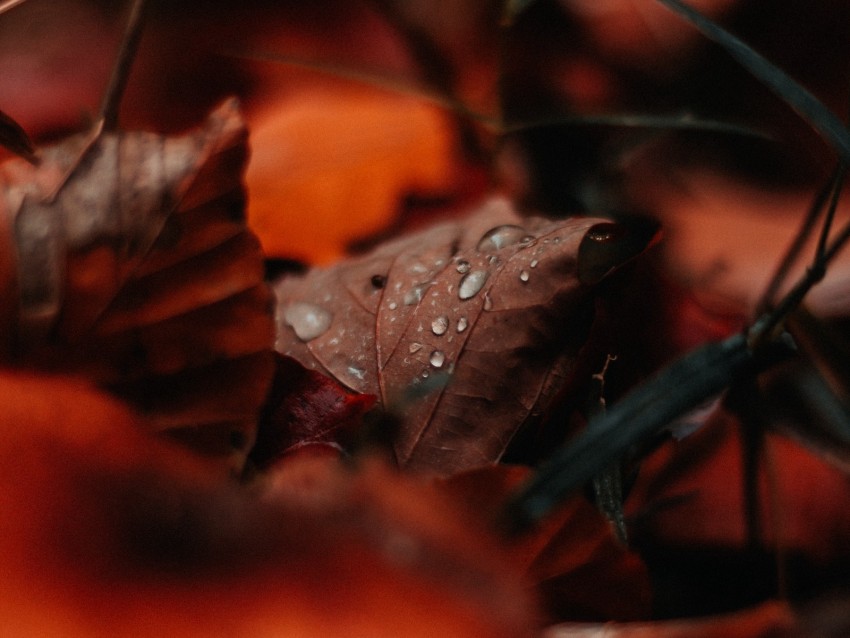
[
  {"x1": 477, "y1": 224, "x2": 527, "y2": 252},
  {"x1": 483, "y1": 293, "x2": 493, "y2": 311},
  {"x1": 388, "y1": 301, "x2": 398, "y2": 310},
  {"x1": 429, "y1": 350, "x2": 446, "y2": 368},
  {"x1": 456, "y1": 317, "x2": 468, "y2": 333},
  {"x1": 458, "y1": 270, "x2": 489, "y2": 300},
  {"x1": 530, "y1": 259, "x2": 539, "y2": 268},
  {"x1": 283, "y1": 302, "x2": 332, "y2": 342},
  {"x1": 409, "y1": 342, "x2": 423, "y2": 354},
  {"x1": 431, "y1": 316, "x2": 449, "y2": 335},
  {"x1": 347, "y1": 366, "x2": 366, "y2": 380},
  {"x1": 519, "y1": 270, "x2": 530, "y2": 283},
  {"x1": 456, "y1": 260, "x2": 471, "y2": 274},
  {"x1": 404, "y1": 284, "x2": 429, "y2": 306}
]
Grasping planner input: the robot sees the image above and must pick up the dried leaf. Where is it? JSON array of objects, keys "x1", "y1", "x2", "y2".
[
  {"x1": 274, "y1": 196, "x2": 655, "y2": 475},
  {"x1": 0, "y1": 99, "x2": 274, "y2": 472},
  {"x1": 249, "y1": 354, "x2": 377, "y2": 468}
]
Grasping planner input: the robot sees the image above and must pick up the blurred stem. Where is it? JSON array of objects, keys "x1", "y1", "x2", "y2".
[{"x1": 99, "y1": 0, "x2": 148, "y2": 130}]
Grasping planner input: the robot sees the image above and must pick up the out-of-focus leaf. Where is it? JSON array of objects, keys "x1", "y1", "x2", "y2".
[
  {"x1": 0, "y1": 370, "x2": 537, "y2": 637},
  {"x1": 273, "y1": 196, "x2": 655, "y2": 476},
  {"x1": 0, "y1": 100, "x2": 274, "y2": 473},
  {"x1": 0, "y1": 108, "x2": 37, "y2": 164},
  {"x1": 246, "y1": 87, "x2": 457, "y2": 264},
  {"x1": 249, "y1": 354, "x2": 376, "y2": 468}
]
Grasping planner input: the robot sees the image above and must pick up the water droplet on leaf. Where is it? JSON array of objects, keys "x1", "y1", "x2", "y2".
[
  {"x1": 431, "y1": 316, "x2": 449, "y2": 335},
  {"x1": 283, "y1": 302, "x2": 332, "y2": 341},
  {"x1": 409, "y1": 342, "x2": 422, "y2": 353},
  {"x1": 429, "y1": 350, "x2": 446, "y2": 368},
  {"x1": 404, "y1": 284, "x2": 429, "y2": 306},
  {"x1": 519, "y1": 270, "x2": 530, "y2": 282},
  {"x1": 458, "y1": 270, "x2": 489, "y2": 299},
  {"x1": 456, "y1": 260, "x2": 471, "y2": 274},
  {"x1": 457, "y1": 317, "x2": 468, "y2": 333},
  {"x1": 477, "y1": 224, "x2": 527, "y2": 252}
]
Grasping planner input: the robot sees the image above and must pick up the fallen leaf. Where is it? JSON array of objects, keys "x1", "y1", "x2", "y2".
[
  {"x1": 246, "y1": 86, "x2": 458, "y2": 264},
  {"x1": 0, "y1": 99, "x2": 274, "y2": 472},
  {"x1": 249, "y1": 353, "x2": 377, "y2": 468},
  {"x1": 0, "y1": 370, "x2": 537, "y2": 637},
  {"x1": 273, "y1": 196, "x2": 656, "y2": 475}
]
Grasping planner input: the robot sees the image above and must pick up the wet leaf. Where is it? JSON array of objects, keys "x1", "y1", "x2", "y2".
[
  {"x1": 273, "y1": 196, "x2": 655, "y2": 475},
  {"x1": 0, "y1": 99, "x2": 274, "y2": 472},
  {"x1": 249, "y1": 354, "x2": 377, "y2": 468}
]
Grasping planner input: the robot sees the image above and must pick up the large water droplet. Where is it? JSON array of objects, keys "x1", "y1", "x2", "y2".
[
  {"x1": 456, "y1": 317, "x2": 468, "y2": 333},
  {"x1": 458, "y1": 270, "x2": 489, "y2": 300},
  {"x1": 283, "y1": 302, "x2": 332, "y2": 341},
  {"x1": 477, "y1": 224, "x2": 527, "y2": 252},
  {"x1": 429, "y1": 350, "x2": 446, "y2": 368},
  {"x1": 431, "y1": 316, "x2": 449, "y2": 335},
  {"x1": 519, "y1": 270, "x2": 530, "y2": 283},
  {"x1": 404, "y1": 284, "x2": 429, "y2": 306}
]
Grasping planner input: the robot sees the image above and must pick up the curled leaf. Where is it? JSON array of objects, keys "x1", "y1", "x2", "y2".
[
  {"x1": 249, "y1": 354, "x2": 377, "y2": 468},
  {"x1": 0, "y1": 99, "x2": 274, "y2": 472},
  {"x1": 274, "y1": 197, "x2": 654, "y2": 475}
]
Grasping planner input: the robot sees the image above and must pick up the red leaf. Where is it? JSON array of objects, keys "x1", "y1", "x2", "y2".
[
  {"x1": 0, "y1": 372, "x2": 536, "y2": 636},
  {"x1": 250, "y1": 354, "x2": 376, "y2": 467}
]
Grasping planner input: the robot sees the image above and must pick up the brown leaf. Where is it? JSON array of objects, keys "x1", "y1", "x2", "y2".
[
  {"x1": 273, "y1": 196, "x2": 653, "y2": 475},
  {"x1": 0, "y1": 99, "x2": 274, "y2": 472}
]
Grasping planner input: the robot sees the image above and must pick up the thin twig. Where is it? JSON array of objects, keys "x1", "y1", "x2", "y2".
[
  {"x1": 756, "y1": 173, "x2": 837, "y2": 314},
  {"x1": 99, "y1": 0, "x2": 148, "y2": 130}
]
